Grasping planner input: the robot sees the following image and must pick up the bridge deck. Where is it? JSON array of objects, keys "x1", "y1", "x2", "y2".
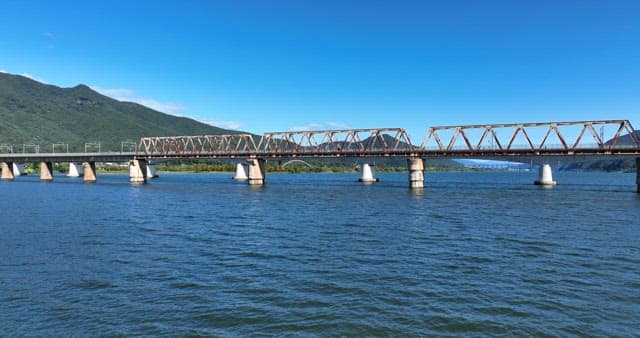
[{"x1": 0, "y1": 152, "x2": 137, "y2": 162}]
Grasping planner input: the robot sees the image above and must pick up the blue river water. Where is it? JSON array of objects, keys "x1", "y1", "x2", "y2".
[{"x1": 1, "y1": 171, "x2": 639, "y2": 336}]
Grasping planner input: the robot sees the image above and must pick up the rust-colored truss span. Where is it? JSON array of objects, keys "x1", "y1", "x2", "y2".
[
  {"x1": 257, "y1": 128, "x2": 415, "y2": 157},
  {"x1": 136, "y1": 121, "x2": 640, "y2": 159},
  {"x1": 420, "y1": 120, "x2": 640, "y2": 156},
  {"x1": 137, "y1": 129, "x2": 415, "y2": 158},
  {"x1": 138, "y1": 134, "x2": 257, "y2": 157}
]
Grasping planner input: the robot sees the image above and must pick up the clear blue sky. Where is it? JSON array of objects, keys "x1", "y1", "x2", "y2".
[{"x1": 1, "y1": 0, "x2": 638, "y2": 141}]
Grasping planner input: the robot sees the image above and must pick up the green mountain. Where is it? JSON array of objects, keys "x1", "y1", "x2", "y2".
[
  {"x1": 0, "y1": 72, "x2": 237, "y2": 152},
  {"x1": 561, "y1": 131, "x2": 639, "y2": 172},
  {"x1": 607, "y1": 130, "x2": 640, "y2": 146}
]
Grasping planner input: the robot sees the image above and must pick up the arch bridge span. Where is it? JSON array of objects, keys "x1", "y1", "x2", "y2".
[{"x1": 281, "y1": 159, "x2": 313, "y2": 168}]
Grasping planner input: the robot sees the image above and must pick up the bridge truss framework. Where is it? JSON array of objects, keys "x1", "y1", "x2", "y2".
[{"x1": 136, "y1": 120, "x2": 640, "y2": 159}]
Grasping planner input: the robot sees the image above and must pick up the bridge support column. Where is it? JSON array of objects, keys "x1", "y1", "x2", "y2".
[
  {"x1": 146, "y1": 163, "x2": 158, "y2": 179},
  {"x1": 247, "y1": 158, "x2": 266, "y2": 185},
  {"x1": 407, "y1": 157, "x2": 424, "y2": 189},
  {"x1": 83, "y1": 162, "x2": 97, "y2": 182},
  {"x1": 534, "y1": 164, "x2": 557, "y2": 186},
  {"x1": 636, "y1": 157, "x2": 639, "y2": 193},
  {"x1": 40, "y1": 162, "x2": 53, "y2": 181},
  {"x1": 13, "y1": 163, "x2": 26, "y2": 176},
  {"x1": 359, "y1": 163, "x2": 379, "y2": 183},
  {"x1": 233, "y1": 163, "x2": 249, "y2": 181},
  {"x1": 129, "y1": 159, "x2": 147, "y2": 184},
  {"x1": 67, "y1": 162, "x2": 83, "y2": 177},
  {"x1": 1, "y1": 162, "x2": 15, "y2": 180}
]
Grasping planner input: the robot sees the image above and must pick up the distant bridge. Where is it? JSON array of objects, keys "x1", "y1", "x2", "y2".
[
  {"x1": 1, "y1": 119, "x2": 639, "y2": 190},
  {"x1": 281, "y1": 159, "x2": 313, "y2": 168}
]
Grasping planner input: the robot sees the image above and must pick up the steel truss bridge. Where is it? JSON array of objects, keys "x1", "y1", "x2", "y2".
[
  {"x1": 0, "y1": 120, "x2": 639, "y2": 163},
  {"x1": 1, "y1": 119, "x2": 638, "y2": 190},
  {"x1": 135, "y1": 120, "x2": 640, "y2": 159}
]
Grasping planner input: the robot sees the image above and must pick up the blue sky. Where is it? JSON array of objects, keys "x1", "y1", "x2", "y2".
[{"x1": 1, "y1": 0, "x2": 639, "y2": 141}]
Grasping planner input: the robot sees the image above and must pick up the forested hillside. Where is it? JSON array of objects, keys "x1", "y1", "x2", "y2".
[{"x1": 0, "y1": 72, "x2": 236, "y2": 152}]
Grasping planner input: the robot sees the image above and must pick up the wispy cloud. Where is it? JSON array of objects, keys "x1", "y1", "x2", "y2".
[
  {"x1": 131, "y1": 98, "x2": 186, "y2": 116},
  {"x1": 201, "y1": 119, "x2": 244, "y2": 130},
  {"x1": 0, "y1": 70, "x2": 49, "y2": 84},
  {"x1": 91, "y1": 86, "x2": 187, "y2": 115},
  {"x1": 291, "y1": 121, "x2": 350, "y2": 131},
  {"x1": 20, "y1": 73, "x2": 48, "y2": 83},
  {"x1": 42, "y1": 32, "x2": 55, "y2": 49},
  {"x1": 90, "y1": 86, "x2": 243, "y2": 130}
]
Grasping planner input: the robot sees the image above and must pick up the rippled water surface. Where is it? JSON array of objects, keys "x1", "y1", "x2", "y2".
[{"x1": 1, "y1": 171, "x2": 639, "y2": 336}]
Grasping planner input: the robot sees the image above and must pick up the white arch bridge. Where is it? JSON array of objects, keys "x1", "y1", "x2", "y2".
[{"x1": 1, "y1": 120, "x2": 639, "y2": 191}]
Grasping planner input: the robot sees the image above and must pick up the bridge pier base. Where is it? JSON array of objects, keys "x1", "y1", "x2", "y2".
[
  {"x1": 534, "y1": 164, "x2": 557, "y2": 186},
  {"x1": 129, "y1": 159, "x2": 147, "y2": 184},
  {"x1": 247, "y1": 158, "x2": 266, "y2": 185},
  {"x1": 636, "y1": 157, "x2": 640, "y2": 194},
  {"x1": 233, "y1": 163, "x2": 248, "y2": 181},
  {"x1": 40, "y1": 162, "x2": 53, "y2": 181},
  {"x1": 359, "y1": 163, "x2": 378, "y2": 183},
  {"x1": 67, "y1": 162, "x2": 83, "y2": 177},
  {"x1": 83, "y1": 162, "x2": 97, "y2": 183},
  {"x1": 408, "y1": 157, "x2": 425, "y2": 189},
  {"x1": 1, "y1": 162, "x2": 15, "y2": 180}
]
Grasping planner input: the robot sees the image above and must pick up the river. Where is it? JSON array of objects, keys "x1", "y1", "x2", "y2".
[{"x1": 1, "y1": 171, "x2": 638, "y2": 336}]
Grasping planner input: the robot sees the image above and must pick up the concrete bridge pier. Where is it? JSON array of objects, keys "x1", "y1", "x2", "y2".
[
  {"x1": 40, "y1": 162, "x2": 53, "y2": 181},
  {"x1": 359, "y1": 163, "x2": 379, "y2": 183},
  {"x1": 67, "y1": 162, "x2": 83, "y2": 177},
  {"x1": 534, "y1": 164, "x2": 557, "y2": 186},
  {"x1": 407, "y1": 157, "x2": 425, "y2": 189},
  {"x1": 233, "y1": 163, "x2": 249, "y2": 181},
  {"x1": 146, "y1": 163, "x2": 158, "y2": 179},
  {"x1": 83, "y1": 162, "x2": 97, "y2": 182},
  {"x1": 13, "y1": 163, "x2": 26, "y2": 176},
  {"x1": 129, "y1": 159, "x2": 148, "y2": 184},
  {"x1": 1, "y1": 162, "x2": 15, "y2": 180},
  {"x1": 247, "y1": 158, "x2": 266, "y2": 185}
]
